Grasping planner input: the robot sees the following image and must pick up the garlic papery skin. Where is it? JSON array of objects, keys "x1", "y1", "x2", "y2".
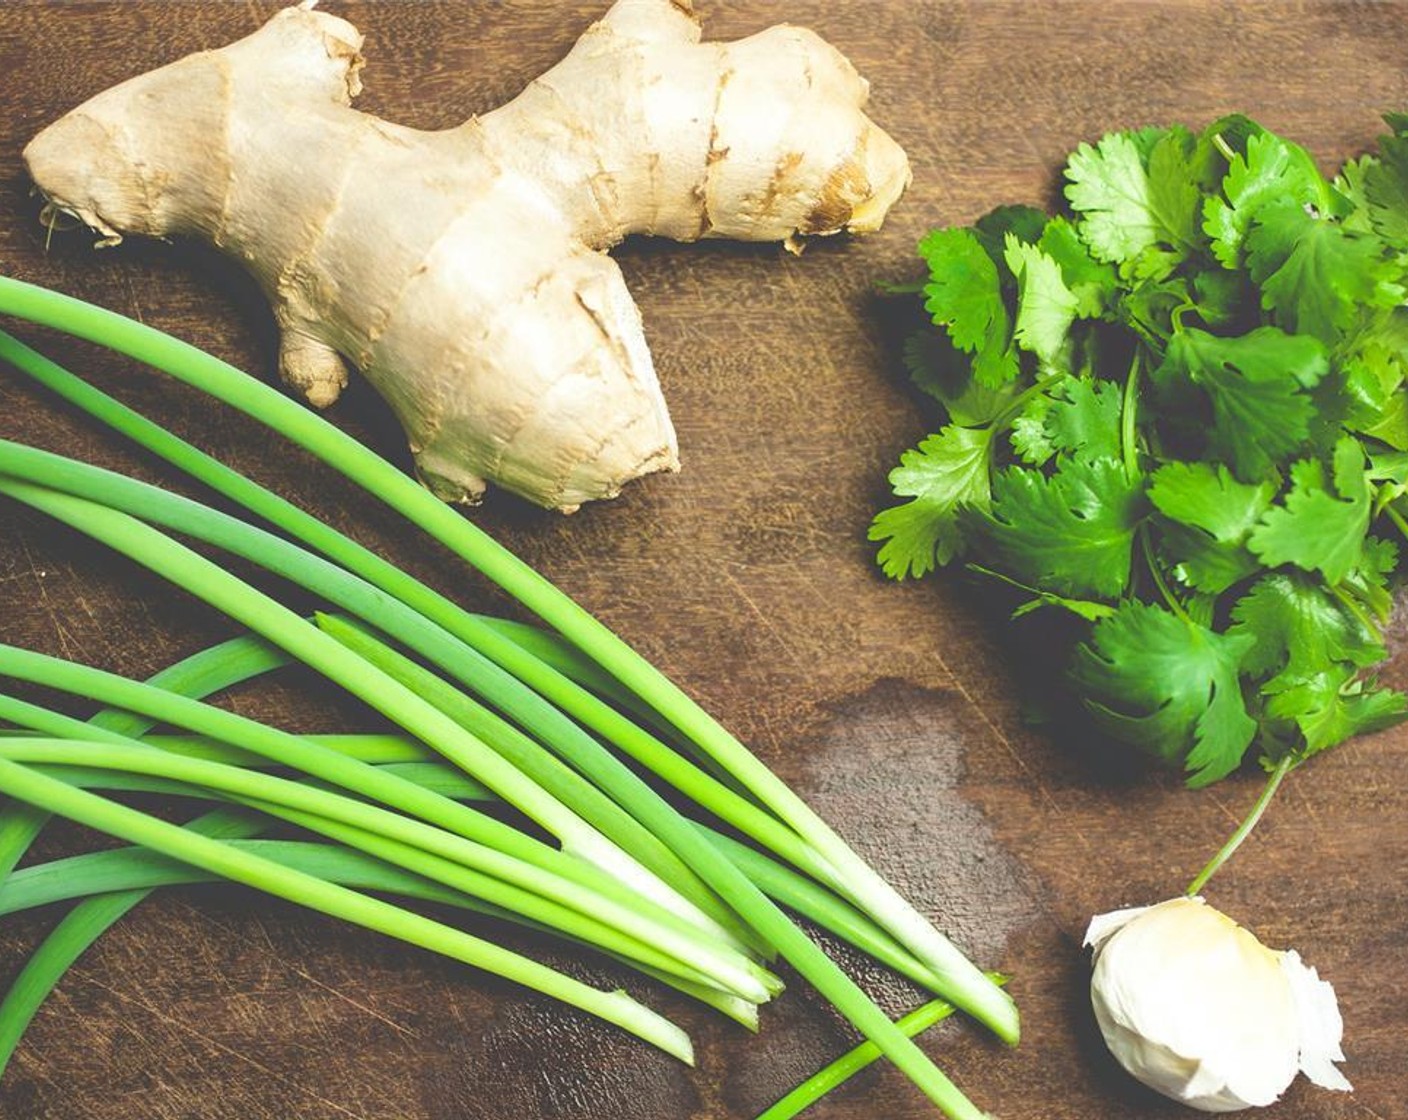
[{"x1": 1084, "y1": 896, "x2": 1351, "y2": 1112}]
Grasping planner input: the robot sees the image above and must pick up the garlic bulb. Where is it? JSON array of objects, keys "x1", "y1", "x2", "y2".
[{"x1": 1084, "y1": 897, "x2": 1351, "y2": 1112}]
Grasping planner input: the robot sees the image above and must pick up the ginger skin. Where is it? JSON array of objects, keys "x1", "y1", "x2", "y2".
[{"x1": 25, "y1": 0, "x2": 910, "y2": 511}]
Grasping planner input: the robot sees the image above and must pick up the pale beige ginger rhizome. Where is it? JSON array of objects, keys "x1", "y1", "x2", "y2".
[{"x1": 25, "y1": 0, "x2": 910, "y2": 510}]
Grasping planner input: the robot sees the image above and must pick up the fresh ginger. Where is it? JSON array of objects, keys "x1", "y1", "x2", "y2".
[{"x1": 24, "y1": 0, "x2": 910, "y2": 511}]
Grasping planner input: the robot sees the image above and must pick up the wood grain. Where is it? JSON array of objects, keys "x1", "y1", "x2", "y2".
[{"x1": 0, "y1": 2, "x2": 1405, "y2": 1118}]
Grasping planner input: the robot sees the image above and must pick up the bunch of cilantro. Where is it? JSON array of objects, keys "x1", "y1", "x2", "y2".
[{"x1": 872, "y1": 113, "x2": 1408, "y2": 787}]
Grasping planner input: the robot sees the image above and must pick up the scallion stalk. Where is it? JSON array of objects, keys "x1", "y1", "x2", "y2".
[
  {"x1": 0, "y1": 284, "x2": 1010, "y2": 1112},
  {"x1": 0, "y1": 752, "x2": 695, "y2": 1063}
]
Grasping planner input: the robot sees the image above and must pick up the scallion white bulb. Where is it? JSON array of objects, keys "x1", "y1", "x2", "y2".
[{"x1": 1084, "y1": 896, "x2": 1351, "y2": 1112}]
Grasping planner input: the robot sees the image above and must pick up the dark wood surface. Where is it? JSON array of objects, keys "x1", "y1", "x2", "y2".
[{"x1": 1, "y1": 2, "x2": 1405, "y2": 1118}]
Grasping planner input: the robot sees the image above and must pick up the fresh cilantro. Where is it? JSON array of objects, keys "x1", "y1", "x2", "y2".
[
  {"x1": 1009, "y1": 377, "x2": 1123, "y2": 469},
  {"x1": 902, "y1": 330, "x2": 1016, "y2": 427},
  {"x1": 875, "y1": 112, "x2": 1408, "y2": 790},
  {"x1": 1263, "y1": 663, "x2": 1406, "y2": 759},
  {"x1": 1229, "y1": 572, "x2": 1383, "y2": 682},
  {"x1": 1037, "y1": 217, "x2": 1118, "y2": 317},
  {"x1": 870, "y1": 424, "x2": 994, "y2": 579},
  {"x1": 1248, "y1": 437, "x2": 1371, "y2": 584},
  {"x1": 1065, "y1": 132, "x2": 1162, "y2": 263},
  {"x1": 1203, "y1": 131, "x2": 1326, "y2": 267},
  {"x1": 1151, "y1": 325, "x2": 1328, "y2": 479},
  {"x1": 1148, "y1": 461, "x2": 1274, "y2": 593},
  {"x1": 1071, "y1": 601, "x2": 1257, "y2": 787},
  {"x1": 1004, "y1": 235, "x2": 1079, "y2": 366},
  {"x1": 1362, "y1": 115, "x2": 1408, "y2": 250},
  {"x1": 1246, "y1": 201, "x2": 1405, "y2": 345},
  {"x1": 970, "y1": 456, "x2": 1142, "y2": 600}
]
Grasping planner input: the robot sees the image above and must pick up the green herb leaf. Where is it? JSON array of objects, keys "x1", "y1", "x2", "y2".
[
  {"x1": 1249, "y1": 437, "x2": 1371, "y2": 584},
  {"x1": 1065, "y1": 132, "x2": 1162, "y2": 263},
  {"x1": 1037, "y1": 217, "x2": 1118, "y2": 317},
  {"x1": 1152, "y1": 326, "x2": 1328, "y2": 479},
  {"x1": 918, "y1": 228, "x2": 1020, "y2": 386},
  {"x1": 1004, "y1": 235, "x2": 1079, "y2": 365},
  {"x1": 971, "y1": 456, "x2": 1142, "y2": 599},
  {"x1": 901, "y1": 330, "x2": 1015, "y2": 427},
  {"x1": 1246, "y1": 201, "x2": 1406, "y2": 345},
  {"x1": 1264, "y1": 664, "x2": 1406, "y2": 758},
  {"x1": 1071, "y1": 601, "x2": 1258, "y2": 787},
  {"x1": 1148, "y1": 462, "x2": 1275, "y2": 592},
  {"x1": 1229, "y1": 572, "x2": 1384, "y2": 683},
  {"x1": 1203, "y1": 131, "x2": 1325, "y2": 267},
  {"x1": 871, "y1": 425, "x2": 994, "y2": 579}
]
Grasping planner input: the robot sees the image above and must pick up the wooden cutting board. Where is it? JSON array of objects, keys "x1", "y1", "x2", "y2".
[{"x1": 0, "y1": 3, "x2": 1404, "y2": 1118}]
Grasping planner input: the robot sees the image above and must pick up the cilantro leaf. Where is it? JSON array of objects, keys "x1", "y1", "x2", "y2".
[
  {"x1": 1044, "y1": 377, "x2": 1124, "y2": 462},
  {"x1": 1333, "y1": 154, "x2": 1379, "y2": 234},
  {"x1": 973, "y1": 205, "x2": 1049, "y2": 262},
  {"x1": 970, "y1": 456, "x2": 1142, "y2": 599},
  {"x1": 1148, "y1": 461, "x2": 1275, "y2": 540},
  {"x1": 1003, "y1": 235, "x2": 1079, "y2": 365},
  {"x1": 1229, "y1": 572, "x2": 1384, "y2": 684},
  {"x1": 1342, "y1": 534, "x2": 1398, "y2": 620},
  {"x1": 1151, "y1": 326, "x2": 1328, "y2": 478},
  {"x1": 1203, "y1": 131, "x2": 1326, "y2": 267},
  {"x1": 1009, "y1": 377, "x2": 1123, "y2": 468},
  {"x1": 1037, "y1": 217, "x2": 1118, "y2": 317},
  {"x1": 1246, "y1": 201, "x2": 1406, "y2": 345},
  {"x1": 1065, "y1": 128, "x2": 1201, "y2": 269},
  {"x1": 1343, "y1": 343, "x2": 1408, "y2": 449},
  {"x1": 902, "y1": 330, "x2": 1016, "y2": 427},
  {"x1": 1065, "y1": 132, "x2": 1161, "y2": 263},
  {"x1": 1010, "y1": 394, "x2": 1055, "y2": 465},
  {"x1": 1264, "y1": 664, "x2": 1406, "y2": 758},
  {"x1": 1148, "y1": 461, "x2": 1275, "y2": 592},
  {"x1": 1362, "y1": 116, "x2": 1408, "y2": 250},
  {"x1": 1248, "y1": 437, "x2": 1371, "y2": 584},
  {"x1": 1145, "y1": 125, "x2": 1211, "y2": 256},
  {"x1": 1070, "y1": 601, "x2": 1258, "y2": 787},
  {"x1": 919, "y1": 228, "x2": 1021, "y2": 386},
  {"x1": 919, "y1": 228, "x2": 1008, "y2": 352},
  {"x1": 871, "y1": 425, "x2": 994, "y2": 579}
]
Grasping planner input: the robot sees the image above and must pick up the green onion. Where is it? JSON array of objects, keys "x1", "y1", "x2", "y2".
[
  {"x1": 0, "y1": 286, "x2": 1013, "y2": 1114},
  {"x1": 0, "y1": 442, "x2": 977, "y2": 993},
  {"x1": 0, "y1": 289, "x2": 1013, "y2": 1045},
  {"x1": 0, "y1": 751, "x2": 695, "y2": 1063},
  {"x1": 0, "y1": 650, "x2": 755, "y2": 989},
  {"x1": 0, "y1": 632, "x2": 300, "y2": 1077},
  {"x1": 0, "y1": 477, "x2": 759, "y2": 972},
  {"x1": 0, "y1": 435, "x2": 795, "y2": 937},
  {"x1": 753, "y1": 988, "x2": 1002, "y2": 1120},
  {"x1": 0, "y1": 697, "x2": 771, "y2": 1003},
  {"x1": 0, "y1": 807, "x2": 261, "y2": 1077}
]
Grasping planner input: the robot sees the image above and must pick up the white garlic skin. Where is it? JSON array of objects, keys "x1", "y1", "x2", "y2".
[{"x1": 1084, "y1": 896, "x2": 1351, "y2": 1112}]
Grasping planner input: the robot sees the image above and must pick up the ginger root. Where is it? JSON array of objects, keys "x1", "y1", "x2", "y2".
[{"x1": 25, "y1": 0, "x2": 910, "y2": 511}]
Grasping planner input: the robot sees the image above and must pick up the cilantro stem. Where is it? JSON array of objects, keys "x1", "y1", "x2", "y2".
[
  {"x1": 994, "y1": 370, "x2": 1068, "y2": 432},
  {"x1": 1122, "y1": 350, "x2": 1186, "y2": 622},
  {"x1": 1185, "y1": 755, "x2": 1292, "y2": 895},
  {"x1": 1139, "y1": 527, "x2": 1189, "y2": 623},
  {"x1": 1119, "y1": 350, "x2": 1141, "y2": 483}
]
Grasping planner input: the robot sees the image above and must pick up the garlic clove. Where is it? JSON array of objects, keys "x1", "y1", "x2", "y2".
[{"x1": 1084, "y1": 896, "x2": 1351, "y2": 1112}]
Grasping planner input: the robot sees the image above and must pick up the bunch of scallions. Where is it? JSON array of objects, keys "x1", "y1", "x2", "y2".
[{"x1": 0, "y1": 276, "x2": 1014, "y2": 1120}]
